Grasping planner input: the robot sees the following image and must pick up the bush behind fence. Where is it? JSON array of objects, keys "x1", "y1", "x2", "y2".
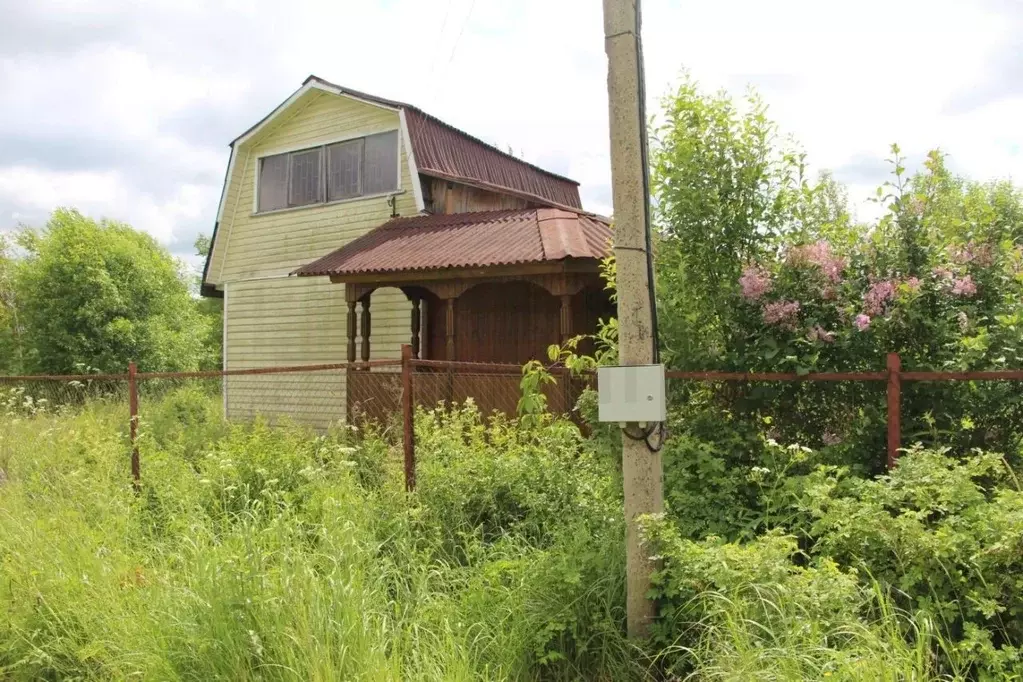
[{"x1": 4, "y1": 348, "x2": 1023, "y2": 491}]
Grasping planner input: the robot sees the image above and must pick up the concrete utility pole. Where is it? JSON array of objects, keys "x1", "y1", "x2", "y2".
[{"x1": 602, "y1": 0, "x2": 663, "y2": 638}]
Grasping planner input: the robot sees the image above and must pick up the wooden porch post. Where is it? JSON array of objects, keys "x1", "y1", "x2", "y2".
[
  {"x1": 445, "y1": 298, "x2": 456, "y2": 361},
  {"x1": 345, "y1": 300, "x2": 357, "y2": 422},
  {"x1": 410, "y1": 296, "x2": 422, "y2": 359},
  {"x1": 559, "y1": 294, "x2": 573, "y2": 413},
  {"x1": 559, "y1": 294, "x2": 573, "y2": 344},
  {"x1": 346, "y1": 301, "x2": 357, "y2": 363},
  {"x1": 444, "y1": 297, "x2": 456, "y2": 405},
  {"x1": 360, "y1": 297, "x2": 371, "y2": 365}
]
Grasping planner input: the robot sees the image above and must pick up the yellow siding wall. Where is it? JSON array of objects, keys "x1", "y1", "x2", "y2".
[
  {"x1": 224, "y1": 277, "x2": 346, "y2": 429},
  {"x1": 212, "y1": 89, "x2": 418, "y2": 425},
  {"x1": 211, "y1": 90, "x2": 418, "y2": 281}
]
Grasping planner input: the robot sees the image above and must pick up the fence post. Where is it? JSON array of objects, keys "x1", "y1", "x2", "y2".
[
  {"x1": 128, "y1": 361, "x2": 140, "y2": 490},
  {"x1": 401, "y1": 344, "x2": 416, "y2": 492},
  {"x1": 886, "y1": 352, "x2": 901, "y2": 471}
]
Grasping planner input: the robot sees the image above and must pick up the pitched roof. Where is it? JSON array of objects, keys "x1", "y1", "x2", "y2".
[
  {"x1": 202, "y1": 77, "x2": 589, "y2": 298},
  {"x1": 239, "y1": 76, "x2": 582, "y2": 210},
  {"x1": 293, "y1": 208, "x2": 612, "y2": 278},
  {"x1": 401, "y1": 109, "x2": 581, "y2": 209}
]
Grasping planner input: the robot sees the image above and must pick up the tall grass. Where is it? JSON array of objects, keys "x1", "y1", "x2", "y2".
[
  {"x1": 671, "y1": 583, "x2": 958, "y2": 681},
  {"x1": 0, "y1": 393, "x2": 645, "y2": 680},
  {"x1": 0, "y1": 390, "x2": 979, "y2": 680}
]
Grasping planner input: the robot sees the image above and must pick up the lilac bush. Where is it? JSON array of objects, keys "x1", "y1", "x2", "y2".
[
  {"x1": 658, "y1": 141, "x2": 1023, "y2": 473},
  {"x1": 652, "y1": 75, "x2": 1023, "y2": 530}
]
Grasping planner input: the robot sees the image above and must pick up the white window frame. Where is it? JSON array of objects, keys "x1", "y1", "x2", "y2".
[{"x1": 252, "y1": 128, "x2": 402, "y2": 215}]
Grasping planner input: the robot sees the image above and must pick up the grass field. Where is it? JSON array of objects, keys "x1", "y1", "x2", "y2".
[
  {"x1": 0, "y1": 387, "x2": 1000, "y2": 680},
  {"x1": 0, "y1": 389, "x2": 646, "y2": 680}
]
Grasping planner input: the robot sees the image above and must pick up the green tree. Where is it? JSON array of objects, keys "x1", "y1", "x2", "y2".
[
  {"x1": 193, "y1": 233, "x2": 223, "y2": 370},
  {"x1": 650, "y1": 76, "x2": 849, "y2": 370},
  {"x1": 0, "y1": 232, "x2": 24, "y2": 373},
  {"x1": 15, "y1": 209, "x2": 206, "y2": 373}
]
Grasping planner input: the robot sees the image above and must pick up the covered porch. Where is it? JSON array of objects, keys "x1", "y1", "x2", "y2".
[{"x1": 294, "y1": 208, "x2": 614, "y2": 417}]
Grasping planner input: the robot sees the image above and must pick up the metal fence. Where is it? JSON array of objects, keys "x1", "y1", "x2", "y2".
[
  {"x1": 666, "y1": 354, "x2": 1023, "y2": 471},
  {"x1": 4, "y1": 347, "x2": 1022, "y2": 492},
  {"x1": 0, "y1": 349, "x2": 586, "y2": 493}
]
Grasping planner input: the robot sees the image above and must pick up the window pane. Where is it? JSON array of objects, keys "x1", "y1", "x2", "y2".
[
  {"x1": 257, "y1": 153, "x2": 288, "y2": 212},
  {"x1": 327, "y1": 139, "x2": 363, "y2": 201},
  {"x1": 289, "y1": 148, "x2": 322, "y2": 207},
  {"x1": 364, "y1": 131, "x2": 399, "y2": 195}
]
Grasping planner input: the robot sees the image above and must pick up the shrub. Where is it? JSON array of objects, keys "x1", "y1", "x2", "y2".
[
  {"x1": 644, "y1": 522, "x2": 950, "y2": 680},
  {"x1": 800, "y1": 447, "x2": 1023, "y2": 677},
  {"x1": 651, "y1": 79, "x2": 1023, "y2": 515},
  {"x1": 145, "y1": 383, "x2": 228, "y2": 462},
  {"x1": 412, "y1": 402, "x2": 620, "y2": 551},
  {"x1": 13, "y1": 209, "x2": 208, "y2": 374}
]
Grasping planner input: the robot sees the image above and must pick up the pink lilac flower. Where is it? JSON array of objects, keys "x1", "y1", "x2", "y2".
[
  {"x1": 951, "y1": 275, "x2": 977, "y2": 297},
  {"x1": 932, "y1": 266, "x2": 954, "y2": 281},
  {"x1": 762, "y1": 300, "x2": 801, "y2": 329},
  {"x1": 863, "y1": 280, "x2": 896, "y2": 316},
  {"x1": 904, "y1": 277, "x2": 922, "y2": 293},
  {"x1": 787, "y1": 241, "x2": 847, "y2": 283},
  {"x1": 807, "y1": 326, "x2": 836, "y2": 344},
  {"x1": 855, "y1": 314, "x2": 871, "y2": 331},
  {"x1": 739, "y1": 264, "x2": 773, "y2": 301},
  {"x1": 950, "y1": 241, "x2": 995, "y2": 267}
]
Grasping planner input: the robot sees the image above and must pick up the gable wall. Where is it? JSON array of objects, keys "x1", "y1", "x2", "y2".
[
  {"x1": 210, "y1": 90, "x2": 418, "y2": 283},
  {"x1": 422, "y1": 175, "x2": 533, "y2": 214},
  {"x1": 211, "y1": 89, "x2": 416, "y2": 425}
]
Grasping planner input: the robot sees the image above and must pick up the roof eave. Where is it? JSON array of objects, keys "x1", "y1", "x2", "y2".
[
  {"x1": 200, "y1": 282, "x2": 224, "y2": 299},
  {"x1": 310, "y1": 258, "x2": 603, "y2": 284}
]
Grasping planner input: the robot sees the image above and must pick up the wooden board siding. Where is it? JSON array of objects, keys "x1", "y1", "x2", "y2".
[
  {"x1": 207, "y1": 90, "x2": 418, "y2": 426},
  {"x1": 423, "y1": 176, "x2": 532, "y2": 214},
  {"x1": 224, "y1": 277, "x2": 345, "y2": 429},
  {"x1": 226, "y1": 276, "x2": 413, "y2": 427},
  {"x1": 208, "y1": 90, "x2": 418, "y2": 284},
  {"x1": 423, "y1": 282, "x2": 558, "y2": 363},
  {"x1": 421, "y1": 281, "x2": 614, "y2": 364},
  {"x1": 223, "y1": 278, "x2": 411, "y2": 428}
]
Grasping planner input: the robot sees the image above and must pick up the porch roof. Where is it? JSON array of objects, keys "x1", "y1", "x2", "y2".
[{"x1": 292, "y1": 208, "x2": 612, "y2": 279}]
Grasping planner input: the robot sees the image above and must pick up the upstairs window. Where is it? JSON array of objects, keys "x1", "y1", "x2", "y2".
[
  {"x1": 256, "y1": 130, "x2": 399, "y2": 212},
  {"x1": 327, "y1": 139, "x2": 363, "y2": 201}
]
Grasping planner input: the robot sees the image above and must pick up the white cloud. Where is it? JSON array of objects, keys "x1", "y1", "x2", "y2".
[
  {"x1": 1, "y1": 0, "x2": 1021, "y2": 248},
  {"x1": 0, "y1": 165, "x2": 216, "y2": 245}
]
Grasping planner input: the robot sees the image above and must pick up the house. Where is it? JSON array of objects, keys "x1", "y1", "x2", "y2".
[{"x1": 201, "y1": 76, "x2": 613, "y2": 426}]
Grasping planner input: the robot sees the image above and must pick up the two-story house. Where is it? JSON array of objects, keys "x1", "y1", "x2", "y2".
[{"x1": 201, "y1": 76, "x2": 612, "y2": 426}]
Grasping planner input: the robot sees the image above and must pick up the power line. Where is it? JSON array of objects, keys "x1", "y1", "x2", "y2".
[
  {"x1": 444, "y1": 0, "x2": 477, "y2": 66},
  {"x1": 427, "y1": 0, "x2": 456, "y2": 80}
]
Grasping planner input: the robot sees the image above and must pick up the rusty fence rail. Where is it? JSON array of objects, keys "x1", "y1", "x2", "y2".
[
  {"x1": 5, "y1": 350, "x2": 1022, "y2": 491},
  {"x1": 0, "y1": 351, "x2": 580, "y2": 493},
  {"x1": 1, "y1": 359, "x2": 402, "y2": 489},
  {"x1": 666, "y1": 352, "x2": 1023, "y2": 470}
]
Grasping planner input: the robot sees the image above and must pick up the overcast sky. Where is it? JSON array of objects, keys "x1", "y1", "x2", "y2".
[{"x1": 1, "y1": 0, "x2": 1020, "y2": 266}]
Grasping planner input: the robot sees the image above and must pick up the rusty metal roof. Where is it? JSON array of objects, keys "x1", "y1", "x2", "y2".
[
  {"x1": 293, "y1": 208, "x2": 611, "y2": 277},
  {"x1": 302, "y1": 77, "x2": 582, "y2": 209},
  {"x1": 401, "y1": 109, "x2": 581, "y2": 209}
]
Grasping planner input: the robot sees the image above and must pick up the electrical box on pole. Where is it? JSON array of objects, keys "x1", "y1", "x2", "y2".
[{"x1": 597, "y1": 365, "x2": 666, "y2": 424}]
